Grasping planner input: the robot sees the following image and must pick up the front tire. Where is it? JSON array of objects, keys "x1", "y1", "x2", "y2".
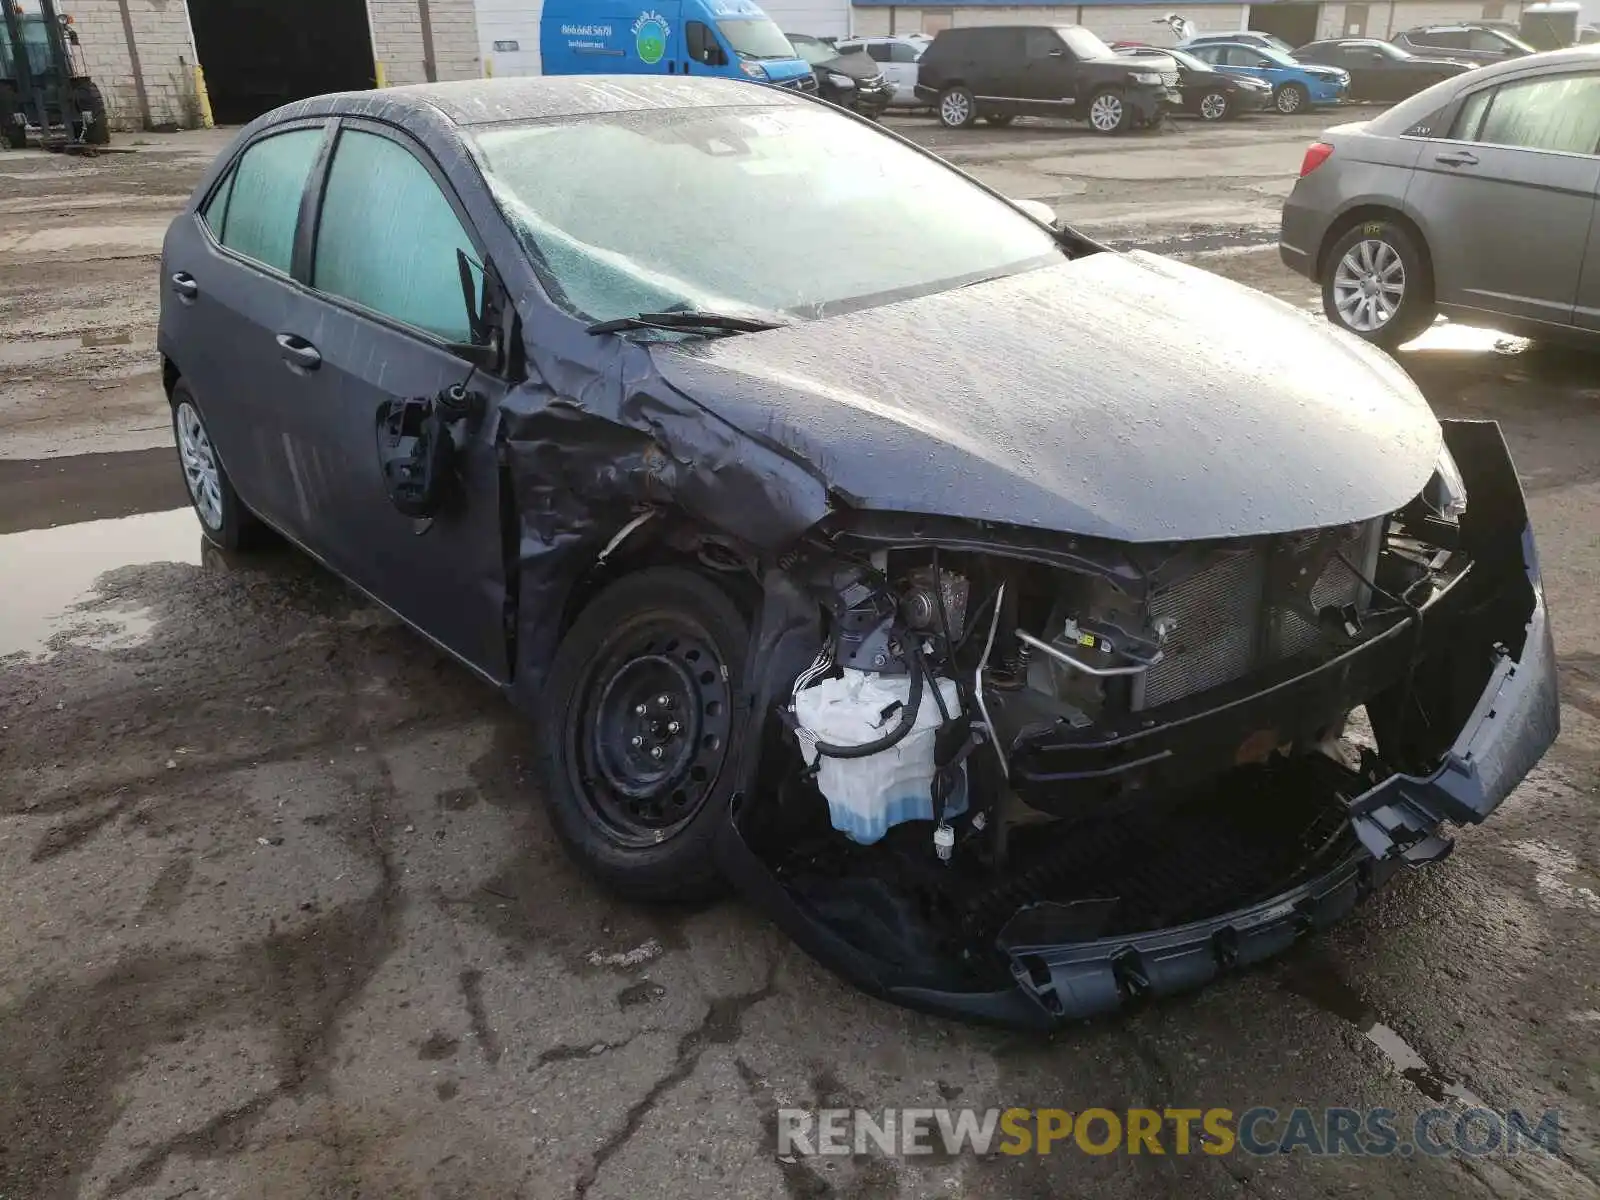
[
  {"x1": 170, "y1": 381, "x2": 262, "y2": 551},
  {"x1": 1197, "y1": 91, "x2": 1229, "y2": 121},
  {"x1": 0, "y1": 89, "x2": 26, "y2": 150},
  {"x1": 1321, "y1": 220, "x2": 1436, "y2": 348},
  {"x1": 73, "y1": 81, "x2": 110, "y2": 146},
  {"x1": 537, "y1": 567, "x2": 750, "y2": 902},
  {"x1": 1087, "y1": 89, "x2": 1130, "y2": 135},
  {"x1": 1275, "y1": 83, "x2": 1307, "y2": 114},
  {"x1": 937, "y1": 85, "x2": 976, "y2": 128}
]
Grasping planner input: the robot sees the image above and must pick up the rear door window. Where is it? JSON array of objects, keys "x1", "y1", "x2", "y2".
[
  {"x1": 1454, "y1": 73, "x2": 1600, "y2": 154},
  {"x1": 1024, "y1": 29, "x2": 1061, "y2": 58},
  {"x1": 311, "y1": 128, "x2": 478, "y2": 342},
  {"x1": 211, "y1": 127, "x2": 324, "y2": 274},
  {"x1": 889, "y1": 41, "x2": 919, "y2": 62}
]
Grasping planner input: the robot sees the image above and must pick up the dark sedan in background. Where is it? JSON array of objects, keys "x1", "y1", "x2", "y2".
[
  {"x1": 1294, "y1": 38, "x2": 1473, "y2": 101},
  {"x1": 1117, "y1": 42, "x2": 1274, "y2": 118},
  {"x1": 787, "y1": 32, "x2": 892, "y2": 116}
]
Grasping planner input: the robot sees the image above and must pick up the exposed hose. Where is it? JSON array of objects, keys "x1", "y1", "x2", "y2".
[{"x1": 809, "y1": 629, "x2": 926, "y2": 760}]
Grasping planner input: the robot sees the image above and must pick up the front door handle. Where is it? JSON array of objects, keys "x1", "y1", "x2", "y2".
[
  {"x1": 170, "y1": 272, "x2": 199, "y2": 300},
  {"x1": 1435, "y1": 150, "x2": 1479, "y2": 167},
  {"x1": 276, "y1": 333, "x2": 322, "y2": 372}
]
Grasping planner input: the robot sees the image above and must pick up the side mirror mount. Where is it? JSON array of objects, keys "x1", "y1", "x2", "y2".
[
  {"x1": 1257, "y1": 58, "x2": 1274, "y2": 67},
  {"x1": 453, "y1": 248, "x2": 505, "y2": 372}
]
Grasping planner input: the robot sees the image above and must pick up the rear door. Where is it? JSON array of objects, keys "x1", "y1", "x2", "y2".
[
  {"x1": 282, "y1": 119, "x2": 513, "y2": 681},
  {"x1": 159, "y1": 121, "x2": 331, "y2": 542},
  {"x1": 867, "y1": 40, "x2": 920, "y2": 104},
  {"x1": 1019, "y1": 27, "x2": 1076, "y2": 110},
  {"x1": 1573, "y1": 152, "x2": 1600, "y2": 334},
  {"x1": 1408, "y1": 69, "x2": 1600, "y2": 327},
  {"x1": 968, "y1": 28, "x2": 1019, "y2": 99}
]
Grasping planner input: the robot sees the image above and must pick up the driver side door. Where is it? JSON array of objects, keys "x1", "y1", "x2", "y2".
[{"x1": 281, "y1": 119, "x2": 513, "y2": 682}]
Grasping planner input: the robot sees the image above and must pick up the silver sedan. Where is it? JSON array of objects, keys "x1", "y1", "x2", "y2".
[{"x1": 1280, "y1": 45, "x2": 1600, "y2": 347}]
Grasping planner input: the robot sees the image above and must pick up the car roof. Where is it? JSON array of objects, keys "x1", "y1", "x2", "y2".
[{"x1": 284, "y1": 75, "x2": 798, "y2": 128}]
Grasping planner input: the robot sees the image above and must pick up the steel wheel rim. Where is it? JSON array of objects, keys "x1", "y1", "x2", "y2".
[
  {"x1": 567, "y1": 613, "x2": 734, "y2": 847},
  {"x1": 940, "y1": 91, "x2": 970, "y2": 125},
  {"x1": 1200, "y1": 93, "x2": 1227, "y2": 120},
  {"x1": 1090, "y1": 94, "x2": 1123, "y2": 131},
  {"x1": 1277, "y1": 86, "x2": 1301, "y2": 113},
  {"x1": 1332, "y1": 238, "x2": 1406, "y2": 332},
  {"x1": 175, "y1": 400, "x2": 223, "y2": 531}
]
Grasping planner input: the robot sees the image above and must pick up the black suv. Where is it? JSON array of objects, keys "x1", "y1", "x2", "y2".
[{"x1": 915, "y1": 24, "x2": 1180, "y2": 134}]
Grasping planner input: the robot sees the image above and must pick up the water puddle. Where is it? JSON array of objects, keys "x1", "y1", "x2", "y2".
[
  {"x1": 1281, "y1": 956, "x2": 1485, "y2": 1106},
  {"x1": 0, "y1": 508, "x2": 202, "y2": 658}
]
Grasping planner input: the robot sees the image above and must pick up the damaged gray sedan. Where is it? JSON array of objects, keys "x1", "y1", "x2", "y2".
[{"x1": 159, "y1": 76, "x2": 1558, "y2": 1028}]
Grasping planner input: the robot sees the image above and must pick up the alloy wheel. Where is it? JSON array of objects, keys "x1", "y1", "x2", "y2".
[
  {"x1": 1332, "y1": 238, "x2": 1406, "y2": 333},
  {"x1": 1276, "y1": 86, "x2": 1303, "y2": 114},
  {"x1": 940, "y1": 90, "x2": 971, "y2": 126},
  {"x1": 175, "y1": 400, "x2": 224, "y2": 531},
  {"x1": 1089, "y1": 93, "x2": 1124, "y2": 132},
  {"x1": 1199, "y1": 93, "x2": 1228, "y2": 120}
]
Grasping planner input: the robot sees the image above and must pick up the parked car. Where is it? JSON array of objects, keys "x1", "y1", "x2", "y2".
[
  {"x1": 160, "y1": 74, "x2": 1556, "y2": 1028},
  {"x1": 1184, "y1": 41, "x2": 1350, "y2": 112},
  {"x1": 1180, "y1": 30, "x2": 1296, "y2": 54},
  {"x1": 915, "y1": 24, "x2": 1182, "y2": 133},
  {"x1": 1392, "y1": 24, "x2": 1536, "y2": 64},
  {"x1": 833, "y1": 34, "x2": 924, "y2": 106},
  {"x1": 1294, "y1": 38, "x2": 1473, "y2": 102},
  {"x1": 1280, "y1": 46, "x2": 1600, "y2": 347},
  {"x1": 1118, "y1": 42, "x2": 1274, "y2": 118},
  {"x1": 787, "y1": 32, "x2": 892, "y2": 115}
]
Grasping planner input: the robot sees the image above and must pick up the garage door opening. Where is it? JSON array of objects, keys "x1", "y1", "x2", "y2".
[
  {"x1": 1247, "y1": 2, "x2": 1321, "y2": 48},
  {"x1": 187, "y1": 0, "x2": 376, "y2": 125}
]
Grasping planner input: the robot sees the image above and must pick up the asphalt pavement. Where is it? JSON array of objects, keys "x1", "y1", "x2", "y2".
[{"x1": 2, "y1": 111, "x2": 1599, "y2": 1200}]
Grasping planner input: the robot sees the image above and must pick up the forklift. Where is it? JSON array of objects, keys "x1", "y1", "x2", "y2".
[{"x1": 0, "y1": 0, "x2": 108, "y2": 150}]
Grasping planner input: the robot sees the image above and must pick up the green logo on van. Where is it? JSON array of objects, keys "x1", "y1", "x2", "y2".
[{"x1": 632, "y1": 10, "x2": 669, "y2": 63}]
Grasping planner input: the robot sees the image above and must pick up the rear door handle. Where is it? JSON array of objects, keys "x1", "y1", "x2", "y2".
[
  {"x1": 1435, "y1": 150, "x2": 1479, "y2": 167},
  {"x1": 170, "y1": 272, "x2": 199, "y2": 300},
  {"x1": 276, "y1": 333, "x2": 322, "y2": 372}
]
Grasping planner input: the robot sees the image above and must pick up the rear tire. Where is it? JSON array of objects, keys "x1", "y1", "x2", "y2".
[
  {"x1": 1275, "y1": 83, "x2": 1307, "y2": 114},
  {"x1": 937, "y1": 85, "x2": 977, "y2": 128},
  {"x1": 169, "y1": 380, "x2": 263, "y2": 551},
  {"x1": 1087, "y1": 88, "x2": 1130, "y2": 135},
  {"x1": 0, "y1": 89, "x2": 26, "y2": 150},
  {"x1": 1197, "y1": 90, "x2": 1229, "y2": 121},
  {"x1": 536, "y1": 567, "x2": 751, "y2": 903},
  {"x1": 1320, "y1": 219, "x2": 1436, "y2": 349}
]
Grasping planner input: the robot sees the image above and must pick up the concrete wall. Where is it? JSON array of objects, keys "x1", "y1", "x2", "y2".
[
  {"x1": 1315, "y1": 0, "x2": 1526, "y2": 38},
  {"x1": 851, "y1": 4, "x2": 1248, "y2": 40},
  {"x1": 60, "y1": 0, "x2": 481, "y2": 132}
]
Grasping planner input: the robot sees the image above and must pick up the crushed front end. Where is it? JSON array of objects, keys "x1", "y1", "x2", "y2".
[{"x1": 719, "y1": 420, "x2": 1558, "y2": 1027}]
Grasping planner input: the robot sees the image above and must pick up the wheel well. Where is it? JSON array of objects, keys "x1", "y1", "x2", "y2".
[
  {"x1": 162, "y1": 357, "x2": 180, "y2": 399},
  {"x1": 554, "y1": 516, "x2": 761, "y2": 649},
  {"x1": 1316, "y1": 205, "x2": 1433, "y2": 283}
]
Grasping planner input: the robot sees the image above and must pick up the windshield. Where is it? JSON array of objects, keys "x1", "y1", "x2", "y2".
[
  {"x1": 1162, "y1": 47, "x2": 1209, "y2": 71},
  {"x1": 1257, "y1": 33, "x2": 1295, "y2": 51},
  {"x1": 1493, "y1": 29, "x2": 1537, "y2": 51},
  {"x1": 471, "y1": 105, "x2": 1062, "y2": 326},
  {"x1": 717, "y1": 17, "x2": 795, "y2": 59},
  {"x1": 1365, "y1": 41, "x2": 1409, "y2": 58},
  {"x1": 1057, "y1": 26, "x2": 1113, "y2": 59},
  {"x1": 787, "y1": 34, "x2": 834, "y2": 65},
  {"x1": 1258, "y1": 47, "x2": 1298, "y2": 66}
]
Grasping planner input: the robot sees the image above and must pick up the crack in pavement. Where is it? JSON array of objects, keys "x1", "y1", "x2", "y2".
[{"x1": 571, "y1": 961, "x2": 781, "y2": 1199}]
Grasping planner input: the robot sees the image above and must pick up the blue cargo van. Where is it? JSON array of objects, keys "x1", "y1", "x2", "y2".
[{"x1": 539, "y1": 0, "x2": 816, "y2": 89}]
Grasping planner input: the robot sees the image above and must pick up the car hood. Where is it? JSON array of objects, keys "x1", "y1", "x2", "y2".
[
  {"x1": 821, "y1": 51, "x2": 882, "y2": 81},
  {"x1": 649, "y1": 253, "x2": 1441, "y2": 544},
  {"x1": 1301, "y1": 63, "x2": 1349, "y2": 78}
]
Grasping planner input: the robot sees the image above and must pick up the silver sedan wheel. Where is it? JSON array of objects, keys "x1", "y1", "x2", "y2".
[
  {"x1": 939, "y1": 91, "x2": 971, "y2": 126},
  {"x1": 1332, "y1": 238, "x2": 1406, "y2": 333},
  {"x1": 176, "y1": 400, "x2": 224, "y2": 531},
  {"x1": 1089, "y1": 93, "x2": 1124, "y2": 132},
  {"x1": 1275, "y1": 85, "x2": 1303, "y2": 113},
  {"x1": 1199, "y1": 92, "x2": 1228, "y2": 120}
]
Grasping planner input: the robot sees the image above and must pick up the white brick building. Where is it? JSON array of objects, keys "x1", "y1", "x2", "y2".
[{"x1": 45, "y1": 0, "x2": 484, "y2": 132}]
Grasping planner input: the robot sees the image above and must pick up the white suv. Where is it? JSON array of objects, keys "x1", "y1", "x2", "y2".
[{"x1": 832, "y1": 35, "x2": 927, "y2": 105}]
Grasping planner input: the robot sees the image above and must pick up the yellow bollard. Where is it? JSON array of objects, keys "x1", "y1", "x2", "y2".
[
  {"x1": 375, "y1": 61, "x2": 388, "y2": 88},
  {"x1": 192, "y1": 64, "x2": 214, "y2": 129},
  {"x1": 484, "y1": 56, "x2": 494, "y2": 78}
]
